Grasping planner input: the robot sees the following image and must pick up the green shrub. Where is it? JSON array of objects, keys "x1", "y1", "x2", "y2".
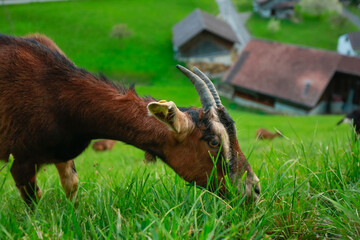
[
  {"x1": 110, "y1": 24, "x2": 133, "y2": 40},
  {"x1": 329, "y1": 14, "x2": 349, "y2": 29},
  {"x1": 267, "y1": 18, "x2": 281, "y2": 33},
  {"x1": 350, "y1": 0, "x2": 360, "y2": 6}
]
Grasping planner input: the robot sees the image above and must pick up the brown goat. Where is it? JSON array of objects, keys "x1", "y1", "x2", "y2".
[
  {"x1": 256, "y1": 128, "x2": 282, "y2": 140},
  {"x1": 0, "y1": 34, "x2": 260, "y2": 205},
  {"x1": 92, "y1": 140, "x2": 117, "y2": 151}
]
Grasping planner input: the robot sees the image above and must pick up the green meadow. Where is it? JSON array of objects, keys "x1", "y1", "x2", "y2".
[{"x1": 0, "y1": 0, "x2": 359, "y2": 239}]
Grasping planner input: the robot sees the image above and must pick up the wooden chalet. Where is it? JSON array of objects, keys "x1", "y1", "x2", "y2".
[
  {"x1": 222, "y1": 39, "x2": 360, "y2": 115},
  {"x1": 172, "y1": 9, "x2": 239, "y2": 68}
]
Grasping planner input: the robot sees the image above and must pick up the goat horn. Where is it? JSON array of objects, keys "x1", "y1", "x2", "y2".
[
  {"x1": 193, "y1": 66, "x2": 222, "y2": 108},
  {"x1": 176, "y1": 65, "x2": 216, "y2": 112}
]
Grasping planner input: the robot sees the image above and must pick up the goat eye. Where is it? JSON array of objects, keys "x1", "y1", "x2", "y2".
[{"x1": 209, "y1": 139, "x2": 220, "y2": 148}]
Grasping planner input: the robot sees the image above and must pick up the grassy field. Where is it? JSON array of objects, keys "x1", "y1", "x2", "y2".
[
  {"x1": 0, "y1": 0, "x2": 217, "y2": 85},
  {"x1": 1, "y1": 0, "x2": 360, "y2": 239},
  {"x1": 1, "y1": 103, "x2": 359, "y2": 239},
  {"x1": 246, "y1": 14, "x2": 358, "y2": 51},
  {"x1": 0, "y1": 0, "x2": 356, "y2": 86}
]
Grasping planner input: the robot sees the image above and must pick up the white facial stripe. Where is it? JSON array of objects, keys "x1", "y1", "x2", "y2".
[
  {"x1": 343, "y1": 118, "x2": 353, "y2": 125},
  {"x1": 209, "y1": 108, "x2": 231, "y2": 160}
]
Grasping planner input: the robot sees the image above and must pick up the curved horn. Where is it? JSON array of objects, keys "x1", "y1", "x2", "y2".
[
  {"x1": 193, "y1": 66, "x2": 222, "y2": 108},
  {"x1": 176, "y1": 65, "x2": 216, "y2": 112}
]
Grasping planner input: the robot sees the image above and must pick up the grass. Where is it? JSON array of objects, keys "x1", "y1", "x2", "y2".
[
  {"x1": 246, "y1": 13, "x2": 358, "y2": 50},
  {"x1": 1, "y1": 92, "x2": 359, "y2": 238},
  {"x1": 0, "y1": 0, "x2": 360, "y2": 239},
  {"x1": 0, "y1": 0, "x2": 217, "y2": 85},
  {"x1": 234, "y1": 0, "x2": 253, "y2": 12}
]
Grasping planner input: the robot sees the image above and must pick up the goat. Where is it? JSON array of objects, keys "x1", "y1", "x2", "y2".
[
  {"x1": 256, "y1": 128, "x2": 282, "y2": 140},
  {"x1": 92, "y1": 140, "x2": 116, "y2": 151},
  {"x1": 337, "y1": 108, "x2": 360, "y2": 140},
  {"x1": 0, "y1": 34, "x2": 260, "y2": 205}
]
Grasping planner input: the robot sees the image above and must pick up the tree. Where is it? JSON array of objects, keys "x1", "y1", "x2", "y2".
[{"x1": 350, "y1": 0, "x2": 360, "y2": 6}]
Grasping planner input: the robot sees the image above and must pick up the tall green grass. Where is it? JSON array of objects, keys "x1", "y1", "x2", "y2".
[
  {"x1": 246, "y1": 13, "x2": 358, "y2": 51},
  {"x1": 1, "y1": 104, "x2": 359, "y2": 239}
]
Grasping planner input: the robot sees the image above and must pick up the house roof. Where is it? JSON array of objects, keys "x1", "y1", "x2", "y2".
[
  {"x1": 223, "y1": 39, "x2": 360, "y2": 108},
  {"x1": 256, "y1": 0, "x2": 271, "y2": 5},
  {"x1": 274, "y1": 1, "x2": 298, "y2": 9},
  {"x1": 256, "y1": 0, "x2": 298, "y2": 9},
  {"x1": 347, "y1": 32, "x2": 360, "y2": 51},
  {"x1": 172, "y1": 9, "x2": 239, "y2": 48}
]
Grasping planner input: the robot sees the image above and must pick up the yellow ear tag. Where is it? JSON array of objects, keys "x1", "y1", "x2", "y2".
[{"x1": 158, "y1": 100, "x2": 167, "y2": 103}]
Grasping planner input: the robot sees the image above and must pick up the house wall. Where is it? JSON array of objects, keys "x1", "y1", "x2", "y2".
[
  {"x1": 337, "y1": 34, "x2": 355, "y2": 56},
  {"x1": 308, "y1": 101, "x2": 327, "y2": 115},
  {"x1": 275, "y1": 9, "x2": 294, "y2": 19},
  {"x1": 274, "y1": 102, "x2": 307, "y2": 115},
  {"x1": 253, "y1": 0, "x2": 296, "y2": 18},
  {"x1": 320, "y1": 72, "x2": 360, "y2": 113},
  {"x1": 232, "y1": 96, "x2": 308, "y2": 114},
  {"x1": 233, "y1": 96, "x2": 281, "y2": 114},
  {"x1": 178, "y1": 53, "x2": 233, "y2": 66},
  {"x1": 259, "y1": 9, "x2": 271, "y2": 18},
  {"x1": 257, "y1": 8, "x2": 294, "y2": 18},
  {"x1": 177, "y1": 31, "x2": 234, "y2": 58}
]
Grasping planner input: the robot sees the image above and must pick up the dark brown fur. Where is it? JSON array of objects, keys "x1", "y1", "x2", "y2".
[
  {"x1": 337, "y1": 108, "x2": 360, "y2": 140},
  {"x1": 0, "y1": 34, "x2": 259, "y2": 204}
]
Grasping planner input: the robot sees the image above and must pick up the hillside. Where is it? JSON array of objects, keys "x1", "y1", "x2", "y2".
[
  {"x1": 1, "y1": 0, "x2": 357, "y2": 88},
  {"x1": 0, "y1": 0, "x2": 217, "y2": 86}
]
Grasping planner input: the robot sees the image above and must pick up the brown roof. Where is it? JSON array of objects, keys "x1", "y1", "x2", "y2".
[
  {"x1": 256, "y1": 0, "x2": 299, "y2": 9},
  {"x1": 274, "y1": 1, "x2": 297, "y2": 9},
  {"x1": 256, "y1": 0, "x2": 271, "y2": 4},
  {"x1": 347, "y1": 32, "x2": 360, "y2": 51},
  {"x1": 338, "y1": 55, "x2": 360, "y2": 75},
  {"x1": 223, "y1": 39, "x2": 360, "y2": 108},
  {"x1": 172, "y1": 9, "x2": 239, "y2": 48}
]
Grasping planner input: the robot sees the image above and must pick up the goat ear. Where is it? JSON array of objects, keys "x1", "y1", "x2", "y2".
[{"x1": 147, "y1": 101, "x2": 192, "y2": 134}]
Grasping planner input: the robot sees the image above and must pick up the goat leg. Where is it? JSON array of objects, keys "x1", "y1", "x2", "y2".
[
  {"x1": 55, "y1": 159, "x2": 78, "y2": 199},
  {"x1": 10, "y1": 160, "x2": 42, "y2": 205}
]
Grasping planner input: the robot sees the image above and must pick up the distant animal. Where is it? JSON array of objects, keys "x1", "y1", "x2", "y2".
[
  {"x1": 0, "y1": 34, "x2": 260, "y2": 205},
  {"x1": 92, "y1": 140, "x2": 116, "y2": 151},
  {"x1": 256, "y1": 128, "x2": 282, "y2": 140},
  {"x1": 337, "y1": 108, "x2": 360, "y2": 139}
]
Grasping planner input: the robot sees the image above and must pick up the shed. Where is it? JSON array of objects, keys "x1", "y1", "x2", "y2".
[
  {"x1": 253, "y1": 0, "x2": 299, "y2": 19},
  {"x1": 172, "y1": 9, "x2": 239, "y2": 67},
  {"x1": 222, "y1": 39, "x2": 360, "y2": 115},
  {"x1": 337, "y1": 32, "x2": 360, "y2": 57}
]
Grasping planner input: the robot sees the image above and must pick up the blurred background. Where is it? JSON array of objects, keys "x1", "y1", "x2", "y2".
[{"x1": 1, "y1": 0, "x2": 359, "y2": 115}]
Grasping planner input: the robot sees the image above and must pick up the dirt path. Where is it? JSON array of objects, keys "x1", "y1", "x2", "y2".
[{"x1": 342, "y1": 7, "x2": 360, "y2": 30}]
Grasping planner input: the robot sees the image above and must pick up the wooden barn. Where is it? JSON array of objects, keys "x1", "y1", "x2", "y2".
[
  {"x1": 253, "y1": 0, "x2": 299, "y2": 19},
  {"x1": 221, "y1": 39, "x2": 360, "y2": 115},
  {"x1": 172, "y1": 9, "x2": 239, "y2": 69}
]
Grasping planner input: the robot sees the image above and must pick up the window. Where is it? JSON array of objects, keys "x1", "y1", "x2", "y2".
[{"x1": 304, "y1": 80, "x2": 312, "y2": 96}]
